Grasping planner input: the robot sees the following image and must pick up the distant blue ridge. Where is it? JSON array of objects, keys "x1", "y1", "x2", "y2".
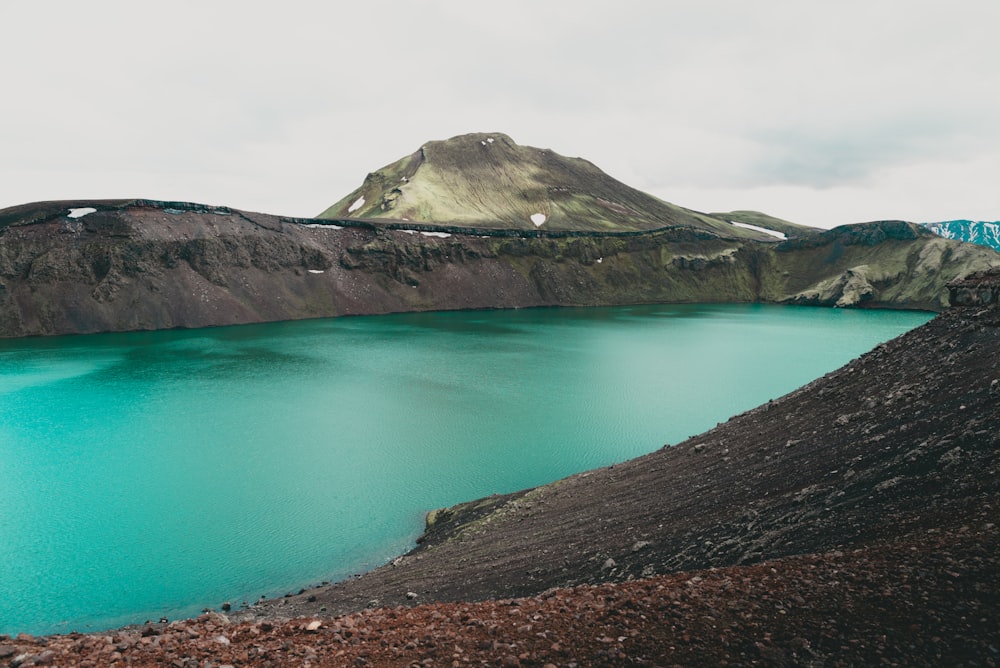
[{"x1": 922, "y1": 220, "x2": 1000, "y2": 252}]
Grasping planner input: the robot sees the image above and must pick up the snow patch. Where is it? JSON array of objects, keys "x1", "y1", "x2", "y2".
[
  {"x1": 481, "y1": 141, "x2": 486, "y2": 146},
  {"x1": 400, "y1": 228, "x2": 450, "y2": 238},
  {"x1": 347, "y1": 196, "x2": 365, "y2": 213},
  {"x1": 487, "y1": 137, "x2": 494, "y2": 143},
  {"x1": 730, "y1": 220, "x2": 786, "y2": 240},
  {"x1": 301, "y1": 223, "x2": 343, "y2": 230},
  {"x1": 530, "y1": 213, "x2": 547, "y2": 227},
  {"x1": 308, "y1": 269, "x2": 325, "y2": 274},
  {"x1": 596, "y1": 257, "x2": 603, "y2": 263},
  {"x1": 67, "y1": 207, "x2": 97, "y2": 219}
]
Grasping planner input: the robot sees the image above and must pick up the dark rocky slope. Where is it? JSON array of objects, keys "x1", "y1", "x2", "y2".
[
  {"x1": 2, "y1": 199, "x2": 998, "y2": 338},
  {"x1": 245, "y1": 271, "x2": 1000, "y2": 629}
]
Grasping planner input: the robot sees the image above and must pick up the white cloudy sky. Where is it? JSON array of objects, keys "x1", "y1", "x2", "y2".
[{"x1": 2, "y1": 1, "x2": 997, "y2": 228}]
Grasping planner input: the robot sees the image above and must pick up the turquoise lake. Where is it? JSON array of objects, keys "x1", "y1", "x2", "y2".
[{"x1": 0, "y1": 304, "x2": 932, "y2": 635}]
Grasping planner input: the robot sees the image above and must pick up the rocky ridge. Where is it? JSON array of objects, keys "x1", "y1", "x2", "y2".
[{"x1": 1, "y1": 199, "x2": 998, "y2": 338}]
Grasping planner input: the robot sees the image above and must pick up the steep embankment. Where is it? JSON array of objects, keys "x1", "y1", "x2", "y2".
[
  {"x1": 247, "y1": 272, "x2": 1000, "y2": 624},
  {"x1": 1, "y1": 199, "x2": 998, "y2": 337}
]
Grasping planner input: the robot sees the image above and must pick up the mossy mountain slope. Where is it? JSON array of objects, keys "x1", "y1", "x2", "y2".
[
  {"x1": 763, "y1": 220, "x2": 1000, "y2": 308},
  {"x1": 318, "y1": 133, "x2": 814, "y2": 239}
]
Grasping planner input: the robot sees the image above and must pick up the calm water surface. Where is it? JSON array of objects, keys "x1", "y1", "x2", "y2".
[{"x1": 0, "y1": 304, "x2": 931, "y2": 634}]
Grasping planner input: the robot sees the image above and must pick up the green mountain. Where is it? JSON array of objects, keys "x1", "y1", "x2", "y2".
[{"x1": 318, "y1": 133, "x2": 818, "y2": 240}]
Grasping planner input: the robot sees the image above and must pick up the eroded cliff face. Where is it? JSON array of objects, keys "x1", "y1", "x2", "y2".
[{"x1": 1, "y1": 200, "x2": 998, "y2": 338}]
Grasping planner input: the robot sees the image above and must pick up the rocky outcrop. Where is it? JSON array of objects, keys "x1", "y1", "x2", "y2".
[
  {"x1": 948, "y1": 267, "x2": 1000, "y2": 306},
  {"x1": 1, "y1": 200, "x2": 998, "y2": 337}
]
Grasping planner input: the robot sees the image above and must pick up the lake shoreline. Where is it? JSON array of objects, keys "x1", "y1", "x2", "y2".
[
  {"x1": 1, "y1": 304, "x2": 933, "y2": 636},
  {"x1": 3, "y1": 296, "x2": 997, "y2": 666}
]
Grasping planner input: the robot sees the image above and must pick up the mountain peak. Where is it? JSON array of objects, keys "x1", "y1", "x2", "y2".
[{"x1": 317, "y1": 133, "x2": 767, "y2": 236}]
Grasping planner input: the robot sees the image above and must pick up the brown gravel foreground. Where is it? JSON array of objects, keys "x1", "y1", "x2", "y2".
[{"x1": 1, "y1": 527, "x2": 997, "y2": 667}]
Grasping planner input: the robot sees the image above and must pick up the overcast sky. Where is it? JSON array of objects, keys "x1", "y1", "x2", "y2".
[{"x1": 2, "y1": 1, "x2": 997, "y2": 228}]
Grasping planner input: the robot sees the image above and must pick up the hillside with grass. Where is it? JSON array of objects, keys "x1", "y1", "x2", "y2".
[{"x1": 318, "y1": 133, "x2": 819, "y2": 240}]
